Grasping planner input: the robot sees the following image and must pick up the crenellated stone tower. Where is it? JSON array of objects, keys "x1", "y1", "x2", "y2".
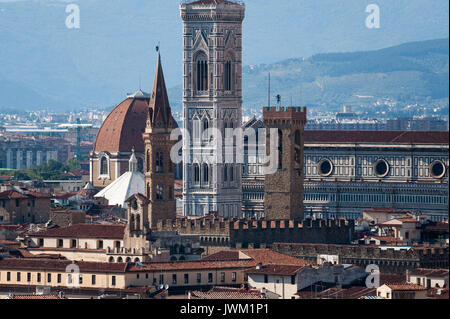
[
  {"x1": 143, "y1": 53, "x2": 178, "y2": 228},
  {"x1": 263, "y1": 106, "x2": 307, "y2": 221},
  {"x1": 180, "y1": 0, "x2": 245, "y2": 218}
]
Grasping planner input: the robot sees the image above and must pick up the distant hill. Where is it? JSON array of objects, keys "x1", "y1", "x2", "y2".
[
  {"x1": 168, "y1": 39, "x2": 449, "y2": 113},
  {"x1": 246, "y1": 38, "x2": 449, "y2": 109}
]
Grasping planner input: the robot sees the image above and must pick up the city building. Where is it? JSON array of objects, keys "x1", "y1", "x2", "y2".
[
  {"x1": 89, "y1": 90, "x2": 148, "y2": 189},
  {"x1": 242, "y1": 126, "x2": 449, "y2": 220},
  {"x1": 180, "y1": 0, "x2": 245, "y2": 218},
  {"x1": 376, "y1": 283, "x2": 427, "y2": 299},
  {"x1": 407, "y1": 268, "x2": 449, "y2": 289},
  {"x1": 0, "y1": 189, "x2": 51, "y2": 225}
]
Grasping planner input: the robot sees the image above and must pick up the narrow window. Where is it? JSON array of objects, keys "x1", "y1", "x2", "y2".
[
  {"x1": 194, "y1": 164, "x2": 200, "y2": 183},
  {"x1": 172, "y1": 274, "x2": 177, "y2": 285},
  {"x1": 100, "y1": 156, "x2": 108, "y2": 175},
  {"x1": 203, "y1": 164, "x2": 209, "y2": 183},
  {"x1": 278, "y1": 129, "x2": 283, "y2": 169}
]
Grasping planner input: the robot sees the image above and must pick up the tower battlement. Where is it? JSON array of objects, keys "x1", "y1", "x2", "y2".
[
  {"x1": 155, "y1": 217, "x2": 354, "y2": 246},
  {"x1": 263, "y1": 106, "x2": 307, "y2": 125}
]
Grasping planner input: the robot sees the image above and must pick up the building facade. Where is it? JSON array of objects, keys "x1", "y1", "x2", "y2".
[
  {"x1": 242, "y1": 127, "x2": 449, "y2": 220},
  {"x1": 263, "y1": 106, "x2": 307, "y2": 220},
  {"x1": 89, "y1": 90, "x2": 148, "y2": 189},
  {"x1": 143, "y1": 54, "x2": 178, "y2": 228},
  {"x1": 180, "y1": 0, "x2": 245, "y2": 218}
]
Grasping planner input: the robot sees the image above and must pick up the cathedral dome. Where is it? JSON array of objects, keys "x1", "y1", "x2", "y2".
[{"x1": 93, "y1": 92, "x2": 150, "y2": 153}]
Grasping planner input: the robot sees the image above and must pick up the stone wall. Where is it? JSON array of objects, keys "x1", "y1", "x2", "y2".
[
  {"x1": 272, "y1": 243, "x2": 449, "y2": 274},
  {"x1": 156, "y1": 218, "x2": 354, "y2": 248}
]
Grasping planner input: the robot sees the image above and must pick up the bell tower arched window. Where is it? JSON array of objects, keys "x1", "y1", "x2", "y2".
[
  {"x1": 224, "y1": 60, "x2": 232, "y2": 91},
  {"x1": 194, "y1": 164, "x2": 200, "y2": 183},
  {"x1": 155, "y1": 152, "x2": 163, "y2": 173},
  {"x1": 195, "y1": 52, "x2": 208, "y2": 92},
  {"x1": 203, "y1": 163, "x2": 209, "y2": 183}
]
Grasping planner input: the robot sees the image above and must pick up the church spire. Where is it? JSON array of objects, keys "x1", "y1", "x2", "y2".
[{"x1": 147, "y1": 53, "x2": 177, "y2": 131}]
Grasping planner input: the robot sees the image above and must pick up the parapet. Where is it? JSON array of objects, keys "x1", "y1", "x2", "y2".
[
  {"x1": 231, "y1": 218, "x2": 353, "y2": 230},
  {"x1": 263, "y1": 106, "x2": 307, "y2": 126}
]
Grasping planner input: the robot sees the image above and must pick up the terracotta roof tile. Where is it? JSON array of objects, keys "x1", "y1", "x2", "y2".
[
  {"x1": 93, "y1": 97, "x2": 149, "y2": 153},
  {"x1": 385, "y1": 284, "x2": 427, "y2": 291},
  {"x1": 304, "y1": 130, "x2": 449, "y2": 144},
  {"x1": 28, "y1": 224, "x2": 125, "y2": 239},
  {"x1": 7, "y1": 294, "x2": 65, "y2": 299},
  {"x1": 409, "y1": 268, "x2": 449, "y2": 277},
  {"x1": 245, "y1": 264, "x2": 305, "y2": 276},
  {"x1": 191, "y1": 287, "x2": 263, "y2": 299}
]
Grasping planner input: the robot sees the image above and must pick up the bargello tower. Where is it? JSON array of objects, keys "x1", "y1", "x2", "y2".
[
  {"x1": 263, "y1": 106, "x2": 307, "y2": 221},
  {"x1": 143, "y1": 53, "x2": 178, "y2": 228},
  {"x1": 180, "y1": 0, "x2": 245, "y2": 218}
]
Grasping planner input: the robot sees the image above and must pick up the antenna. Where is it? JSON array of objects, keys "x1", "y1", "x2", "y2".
[
  {"x1": 268, "y1": 72, "x2": 271, "y2": 107},
  {"x1": 299, "y1": 81, "x2": 302, "y2": 106}
]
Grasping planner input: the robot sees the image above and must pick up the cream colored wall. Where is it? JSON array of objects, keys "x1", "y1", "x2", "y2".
[
  {"x1": 30, "y1": 237, "x2": 122, "y2": 250},
  {"x1": 398, "y1": 223, "x2": 421, "y2": 242},
  {"x1": 125, "y1": 268, "x2": 244, "y2": 288},
  {"x1": 27, "y1": 249, "x2": 108, "y2": 263},
  {"x1": 248, "y1": 274, "x2": 298, "y2": 299},
  {"x1": 409, "y1": 275, "x2": 448, "y2": 288},
  {"x1": 377, "y1": 285, "x2": 393, "y2": 299},
  {"x1": 0, "y1": 270, "x2": 126, "y2": 289},
  {"x1": 377, "y1": 285, "x2": 426, "y2": 299}
]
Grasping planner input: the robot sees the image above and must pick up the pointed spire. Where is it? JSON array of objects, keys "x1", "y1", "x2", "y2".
[{"x1": 147, "y1": 53, "x2": 178, "y2": 131}]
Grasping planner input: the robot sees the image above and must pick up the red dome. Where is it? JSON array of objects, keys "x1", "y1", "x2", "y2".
[{"x1": 93, "y1": 97, "x2": 149, "y2": 153}]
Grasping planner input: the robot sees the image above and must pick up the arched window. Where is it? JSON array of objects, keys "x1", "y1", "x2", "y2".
[
  {"x1": 137, "y1": 157, "x2": 144, "y2": 173},
  {"x1": 146, "y1": 150, "x2": 150, "y2": 172},
  {"x1": 230, "y1": 166, "x2": 234, "y2": 181},
  {"x1": 278, "y1": 129, "x2": 283, "y2": 170},
  {"x1": 203, "y1": 118, "x2": 209, "y2": 131},
  {"x1": 194, "y1": 164, "x2": 200, "y2": 183},
  {"x1": 156, "y1": 185, "x2": 163, "y2": 200},
  {"x1": 100, "y1": 156, "x2": 108, "y2": 175},
  {"x1": 224, "y1": 165, "x2": 228, "y2": 182},
  {"x1": 155, "y1": 152, "x2": 163, "y2": 173},
  {"x1": 146, "y1": 183, "x2": 150, "y2": 198},
  {"x1": 203, "y1": 164, "x2": 209, "y2": 183},
  {"x1": 294, "y1": 130, "x2": 301, "y2": 146},
  {"x1": 224, "y1": 59, "x2": 232, "y2": 91},
  {"x1": 196, "y1": 52, "x2": 208, "y2": 92}
]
